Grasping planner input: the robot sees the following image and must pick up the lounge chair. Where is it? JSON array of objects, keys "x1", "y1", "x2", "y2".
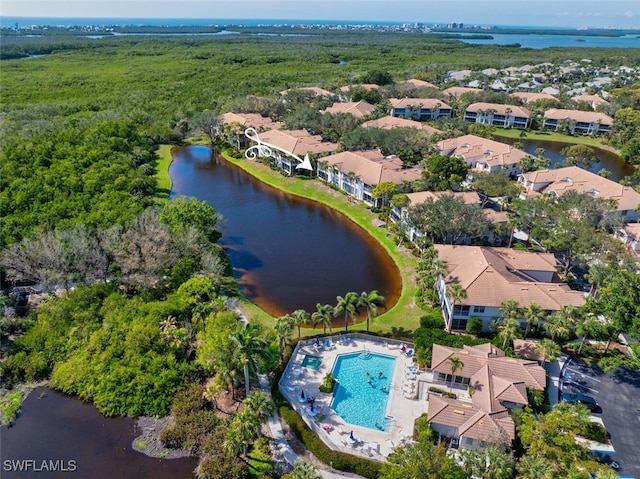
[{"x1": 386, "y1": 439, "x2": 395, "y2": 451}]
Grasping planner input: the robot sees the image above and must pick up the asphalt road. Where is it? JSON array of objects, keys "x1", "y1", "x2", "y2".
[{"x1": 561, "y1": 358, "x2": 640, "y2": 478}]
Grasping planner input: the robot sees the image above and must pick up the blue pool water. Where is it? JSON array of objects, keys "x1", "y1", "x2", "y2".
[
  {"x1": 302, "y1": 355, "x2": 322, "y2": 370},
  {"x1": 331, "y1": 351, "x2": 396, "y2": 430}
]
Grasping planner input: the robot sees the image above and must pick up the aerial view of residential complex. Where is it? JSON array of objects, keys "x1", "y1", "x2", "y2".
[{"x1": 1, "y1": 2, "x2": 639, "y2": 478}]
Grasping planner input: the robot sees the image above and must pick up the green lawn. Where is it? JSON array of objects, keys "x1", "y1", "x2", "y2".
[
  {"x1": 153, "y1": 144, "x2": 174, "y2": 204},
  {"x1": 493, "y1": 128, "x2": 620, "y2": 154}
]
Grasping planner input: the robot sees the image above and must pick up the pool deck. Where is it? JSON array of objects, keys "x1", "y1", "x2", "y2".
[{"x1": 279, "y1": 333, "x2": 429, "y2": 460}]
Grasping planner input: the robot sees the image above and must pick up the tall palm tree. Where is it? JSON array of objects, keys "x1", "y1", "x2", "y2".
[
  {"x1": 536, "y1": 338, "x2": 561, "y2": 367},
  {"x1": 214, "y1": 354, "x2": 241, "y2": 400},
  {"x1": 523, "y1": 303, "x2": 546, "y2": 339},
  {"x1": 311, "y1": 303, "x2": 334, "y2": 334},
  {"x1": 446, "y1": 284, "x2": 467, "y2": 333},
  {"x1": 290, "y1": 309, "x2": 309, "y2": 340},
  {"x1": 498, "y1": 299, "x2": 522, "y2": 322},
  {"x1": 335, "y1": 292, "x2": 360, "y2": 332},
  {"x1": 358, "y1": 290, "x2": 386, "y2": 332},
  {"x1": 545, "y1": 305, "x2": 581, "y2": 344},
  {"x1": 448, "y1": 356, "x2": 464, "y2": 391},
  {"x1": 273, "y1": 315, "x2": 294, "y2": 363},
  {"x1": 431, "y1": 259, "x2": 449, "y2": 302},
  {"x1": 498, "y1": 317, "x2": 522, "y2": 350},
  {"x1": 576, "y1": 314, "x2": 599, "y2": 355},
  {"x1": 229, "y1": 324, "x2": 271, "y2": 399}
]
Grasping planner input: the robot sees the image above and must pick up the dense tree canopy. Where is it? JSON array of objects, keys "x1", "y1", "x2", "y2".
[
  {"x1": 406, "y1": 194, "x2": 491, "y2": 245},
  {"x1": 421, "y1": 155, "x2": 469, "y2": 191},
  {"x1": 0, "y1": 117, "x2": 157, "y2": 248}
]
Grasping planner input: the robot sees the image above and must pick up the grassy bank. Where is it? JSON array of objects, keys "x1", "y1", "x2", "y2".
[
  {"x1": 156, "y1": 144, "x2": 425, "y2": 336},
  {"x1": 493, "y1": 128, "x2": 621, "y2": 154},
  {"x1": 154, "y1": 144, "x2": 174, "y2": 204}
]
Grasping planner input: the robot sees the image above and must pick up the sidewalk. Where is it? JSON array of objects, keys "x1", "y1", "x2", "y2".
[
  {"x1": 545, "y1": 353, "x2": 568, "y2": 407},
  {"x1": 258, "y1": 374, "x2": 363, "y2": 479}
]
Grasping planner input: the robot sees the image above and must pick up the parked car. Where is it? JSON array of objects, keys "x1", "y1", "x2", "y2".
[{"x1": 561, "y1": 392, "x2": 598, "y2": 411}]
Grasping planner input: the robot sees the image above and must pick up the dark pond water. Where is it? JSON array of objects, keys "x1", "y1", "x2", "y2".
[
  {"x1": 496, "y1": 137, "x2": 635, "y2": 181},
  {"x1": 169, "y1": 146, "x2": 401, "y2": 318},
  {"x1": 0, "y1": 388, "x2": 197, "y2": 479}
]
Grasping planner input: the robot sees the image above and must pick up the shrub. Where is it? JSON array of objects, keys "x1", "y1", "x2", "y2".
[
  {"x1": 319, "y1": 372, "x2": 336, "y2": 393},
  {"x1": 526, "y1": 386, "x2": 549, "y2": 414},
  {"x1": 466, "y1": 316, "x2": 483, "y2": 335},
  {"x1": 0, "y1": 391, "x2": 23, "y2": 424},
  {"x1": 578, "y1": 420, "x2": 608, "y2": 444},
  {"x1": 276, "y1": 396, "x2": 381, "y2": 478},
  {"x1": 427, "y1": 387, "x2": 457, "y2": 399}
]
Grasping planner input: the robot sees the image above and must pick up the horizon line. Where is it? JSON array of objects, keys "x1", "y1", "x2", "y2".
[{"x1": 3, "y1": 16, "x2": 637, "y2": 31}]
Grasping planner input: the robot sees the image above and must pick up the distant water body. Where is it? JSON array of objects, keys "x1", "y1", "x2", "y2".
[
  {"x1": 456, "y1": 33, "x2": 640, "y2": 49},
  {"x1": 3, "y1": 17, "x2": 639, "y2": 49}
]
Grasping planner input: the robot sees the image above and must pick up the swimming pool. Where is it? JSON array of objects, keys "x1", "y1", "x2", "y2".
[
  {"x1": 302, "y1": 355, "x2": 322, "y2": 370},
  {"x1": 331, "y1": 351, "x2": 396, "y2": 430}
]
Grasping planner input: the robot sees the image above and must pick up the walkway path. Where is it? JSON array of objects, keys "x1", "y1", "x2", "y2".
[
  {"x1": 544, "y1": 354, "x2": 568, "y2": 407},
  {"x1": 257, "y1": 374, "x2": 363, "y2": 479}
]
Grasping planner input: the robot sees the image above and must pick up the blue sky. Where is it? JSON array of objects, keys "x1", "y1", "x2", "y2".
[{"x1": 3, "y1": 0, "x2": 639, "y2": 29}]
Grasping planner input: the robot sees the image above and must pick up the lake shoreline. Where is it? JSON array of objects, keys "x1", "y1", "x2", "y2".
[
  {"x1": 213, "y1": 146, "x2": 424, "y2": 331},
  {"x1": 132, "y1": 416, "x2": 193, "y2": 459}
]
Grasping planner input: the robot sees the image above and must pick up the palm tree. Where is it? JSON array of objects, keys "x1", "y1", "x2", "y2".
[
  {"x1": 594, "y1": 468, "x2": 622, "y2": 479},
  {"x1": 498, "y1": 317, "x2": 522, "y2": 350},
  {"x1": 446, "y1": 284, "x2": 467, "y2": 333},
  {"x1": 335, "y1": 292, "x2": 360, "y2": 332},
  {"x1": 311, "y1": 303, "x2": 334, "y2": 334},
  {"x1": 498, "y1": 299, "x2": 522, "y2": 322},
  {"x1": 545, "y1": 305, "x2": 581, "y2": 344},
  {"x1": 243, "y1": 390, "x2": 274, "y2": 437},
  {"x1": 432, "y1": 257, "x2": 449, "y2": 278},
  {"x1": 214, "y1": 354, "x2": 241, "y2": 400},
  {"x1": 483, "y1": 445, "x2": 515, "y2": 479},
  {"x1": 515, "y1": 455, "x2": 556, "y2": 479},
  {"x1": 229, "y1": 324, "x2": 271, "y2": 399},
  {"x1": 536, "y1": 338, "x2": 561, "y2": 367},
  {"x1": 523, "y1": 303, "x2": 546, "y2": 339},
  {"x1": 448, "y1": 356, "x2": 464, "y2": 391},
  {"x1": 358, "y1": 290, "x2": 386, "y2": 332},
  {"x1": 290, "y1": 309, "x2": 309, "y2": 339},
  {"x1": 274, "y1": 315, "x2": 294, "y2": 363},
  {"x1": 225, "y1": 409, "x2": 259, "y2": 456},
  {"x1": 576, "y1": 314, "x2": 599, "y2": 355},
  {"x1": 289, "y1": 461, "x2": 322, "y2": 479}
]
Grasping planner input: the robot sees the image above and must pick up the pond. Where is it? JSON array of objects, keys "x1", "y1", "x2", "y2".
[
  {"x1": 0, "y1": 388, "x2": 197, "y2": 479},
  {"x1": 169, "y1": 146, "x2": 402, "y2": 318},
  {"x1": 496, "y1": 136, "x2": 635, "y2": 182}
]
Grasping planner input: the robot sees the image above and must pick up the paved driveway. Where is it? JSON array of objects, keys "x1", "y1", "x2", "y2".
[{"x1": 560, "y1": 358, "x2": 640, "y2": 478}]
